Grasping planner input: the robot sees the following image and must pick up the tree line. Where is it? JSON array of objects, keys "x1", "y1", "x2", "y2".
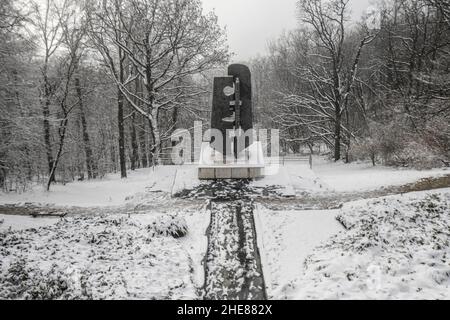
[
  {"x1": 0, "y1": 0, "x2": 228, "y2": 191},
  {"x1": 251, "y1": 0, "x2": 450, "y2": 168}
]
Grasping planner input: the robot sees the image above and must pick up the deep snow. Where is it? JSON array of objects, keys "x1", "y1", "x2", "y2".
[
  {"x1": 0, "y1": 158, "x2": 449, "y2": 300},
  {"x1": 312, "y1": 156, "x2": 449, "y2": 193},
  {"x1": 0, "y1": 166, "x2": 201, "y2": 207},
  {"x1": 256, "y1": 188, "x2": 450, "y2": 300},
  {"x1": 254, "y1": 207, "x2": 343, "y2": 298},
  {"x1": 0, "y1": 207, "x2": 209, "y2": 300},
  {"x1": 0, "y1": 214, "x2": 59, "y2": 232}
]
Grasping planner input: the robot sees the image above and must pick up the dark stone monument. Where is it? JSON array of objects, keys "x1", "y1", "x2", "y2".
[
  {"x1": 199, "y1": 64, "x2": 264, "y2": 179},
  {"x1": 211, "y1": 64, "x2": 254, "y2": 160}
]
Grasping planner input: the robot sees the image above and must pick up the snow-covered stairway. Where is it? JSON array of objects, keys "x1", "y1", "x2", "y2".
[{"x1": 203, "y1": 186, "x2": 267, "y2": 300}]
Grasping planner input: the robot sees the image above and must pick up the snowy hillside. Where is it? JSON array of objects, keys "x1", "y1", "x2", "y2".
[
  {"x1": 312, "y1": 156, "x2": 449, "y2": 193},
  {"x1": 0, "y1": 208, "x2": 209, "y2": 299},
  {"x1": 256, "y1": 188, "x2": 450, "y2": 300},
  {"x1": 0, "y1": 166, "x2": 201, "y2": 208},
  {"x1": 0, "y1": 159, "x2": 449, "y2": 300}
]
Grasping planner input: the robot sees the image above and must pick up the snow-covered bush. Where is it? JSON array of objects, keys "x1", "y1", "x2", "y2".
[
  {"x1": 350, "y1": 121, "x2": 404, "y2": 166},
  {"x1": 353, "y1": 120, "x2": 446, "y2": 169},
  {"x1": 0, "y1": 213, "x2": 199, "y2": 300},
  {"x1": 422, "y1": 119, "x2": 450, "y2": 166},
  {"x1": 351, "y1": 137, "x2": 379, "y2": 166},
  {"x1": 148, "y1": 215, "x2": 188, "y2": 238},
  {"x1": 388, "y1": 140, "x2": 441, "y2": 169},
  {"x1": 0, "y1": 260, "x2": 83, "y2": 300}
]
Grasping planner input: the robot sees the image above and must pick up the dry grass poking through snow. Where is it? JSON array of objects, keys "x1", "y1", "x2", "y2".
[
  {"x1": 0, "y1": 214, "x2": 199, "y2": 300},
  {"x1": 289, "y1": 190, "x2": 450, "y2": 300}
]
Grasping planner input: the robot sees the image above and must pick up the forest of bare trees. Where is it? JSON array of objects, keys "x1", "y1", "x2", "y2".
[
  {"x1": 252, "y1": 0, "x2": 450, "y2": 167},
  {"x1": 0, "y1": 0, "x2": 228, "y2": 191},
  {"x1": 1, "y1": 0, "x2": 449, "y2": 192}
]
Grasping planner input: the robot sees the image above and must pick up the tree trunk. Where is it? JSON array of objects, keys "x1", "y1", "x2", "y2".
[
  {"x1": 47, "y1": 118, "x2": 68, "y2": 191},
  {"x1": 75, "y1": 77, "x2": 97, "y2": 179},
  {"x1": 117, "y1": 87, "x2": 127, "y2": 178},
  {"x1": 149, "y1": 109, "x2": 160, "y2": 167},
  {"x1": 130, "y1": 71, "x2": 141, "y2": 170},
  {"x1": 308, "y1": 143, "x2": 314, "y2": 155},
  {"x1": 130, "y1": 112, "x2": 139, "y2": 170},
  {"x1": 139, "y1": 115, "x2": 148, "y2": 168},
  {"x1": 110, "y1": 142, "x2": 117, "y2": 173},
  {"x1": 172, "y1": 105, "x2": 178, "y2": 129},
  {"x1": 0, "y1": 167, "x2": 5, "y2": 190},
  {"x1": 117, "y1": 50, "x2": 127, "y2": 179},
  {"x1": 41, "y1": 64, "x2": 54, "y2": 183},
  {"x1": 144, "y1": 52, "x2": 159, "y2": 167},
  {"x1": 334, "y1": 111, "x2": 341, "y2": 161},
  {"x1": 13, "y1": 70, "x2": 33, "y2": 180}
]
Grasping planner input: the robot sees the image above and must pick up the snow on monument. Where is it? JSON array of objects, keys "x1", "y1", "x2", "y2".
[{"x1": 198, "y1": 64, "x2": 265, "y2": 179}]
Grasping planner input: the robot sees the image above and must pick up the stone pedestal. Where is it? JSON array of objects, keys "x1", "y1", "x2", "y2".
[{"x1": 198, "y1": 142, "x2": 265, "y2": 180}]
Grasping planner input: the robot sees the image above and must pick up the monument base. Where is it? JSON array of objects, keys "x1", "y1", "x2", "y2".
[
  {"x1": 198, "y1": 142, "x2": 265, "y2": 180},
  {"x1": 199, "y1": 166, "x2": 264, "y2": 180}
]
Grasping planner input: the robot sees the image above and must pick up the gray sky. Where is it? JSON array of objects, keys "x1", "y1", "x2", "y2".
[{"x1": 201, "y1": 0, "x2": 373, "y2": 62}]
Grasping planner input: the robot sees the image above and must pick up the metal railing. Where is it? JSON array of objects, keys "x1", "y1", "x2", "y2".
[
  {"x1": 265, "y1": 154, "x2": 313, "y2": 169},
  {"x1": 156, "y1": 152, "x2": 313, "y2": 169}
]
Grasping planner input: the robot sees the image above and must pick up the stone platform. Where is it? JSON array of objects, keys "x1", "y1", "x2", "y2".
[
  {"x1": 198, "y1": 142, "x2": 265, "y2": 180},
  {"x1": 198, "y1": 166, "x2": 264, "y2": 180}
]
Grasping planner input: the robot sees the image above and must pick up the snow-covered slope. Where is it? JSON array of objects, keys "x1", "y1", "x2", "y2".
[
  {"x1": 0, "y1": 166, "x2": 200, "y2": 208},
  {"x1": 251, "y1": 163, "x2": 329, "y2": 196},
  {"x1": 0, "y1": 207, "x2": 209, "y2": 300},
  {"x1": 257, "y1": 188, "x2": 450, "y2": 300},
  {"x1": 1, "y1": 158, "x2": 447, "y2": 207},
  {"x1": 254, "y1": 207, "x2": 343, "y2": 299},
  {"x1": 313, "y1": 156, "x2": 449, "y2": 192}
]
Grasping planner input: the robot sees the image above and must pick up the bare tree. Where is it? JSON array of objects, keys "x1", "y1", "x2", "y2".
[
  {"x1": 86, "y1": 0, "x2": 130, "y2": 178},
  {"x1": 89, "y1": 0, "x2": 228, "y2": 165},
  {"x1": 32, "y1": 0, "x2": 64, "y2": 183},
  {"x1": 74, "y1": 73, "x2": 97, "y2": 179},
  {"x1": 275, "y1": 0, "x2": 376, "y2": 160},
  {"x1": 0, "y1": 0, "x2": 31, "y2": 190},
  {"x1": 46, "y1": 0, "x2": 89, "y2": 190}
]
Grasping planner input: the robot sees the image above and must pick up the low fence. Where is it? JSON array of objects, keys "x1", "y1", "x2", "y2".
[
  {"x1": 157, "y1": 152, "x2": 313, "y2": 169},
  {"x1": 265, "y1": 154, "x2": 313, "y2": 169}
]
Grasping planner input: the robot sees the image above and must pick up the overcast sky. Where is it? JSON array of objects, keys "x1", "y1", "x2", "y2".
[{"x1": 200, "y1": 0, "x2": 374, "y2": 62}]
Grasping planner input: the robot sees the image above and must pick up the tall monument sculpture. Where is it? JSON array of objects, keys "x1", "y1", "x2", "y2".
[{"x1": 198, "y1": 64, "x2": 265, "y2": 179}]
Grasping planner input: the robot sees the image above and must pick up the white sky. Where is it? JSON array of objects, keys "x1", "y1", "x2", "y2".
[{"x1": 200, "y1": 0, "x2": 374, "y2": 62}]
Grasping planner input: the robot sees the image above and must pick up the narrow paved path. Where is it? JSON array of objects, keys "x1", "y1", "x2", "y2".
[
  {"x1": 177, "y1": 180, "x2": 268, "y2": 299},
  {"x1": 177, "y1": 180, "x2": 267, "y2": 299},
  {"x1": 204, "y1": 197, "x2": 266, "y2": 300}
]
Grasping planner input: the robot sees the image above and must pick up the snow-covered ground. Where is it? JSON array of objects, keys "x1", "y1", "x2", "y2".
[
  {"x1": 1, "y1": 157, "x2": 447, "y2": 207},
  {"x1": 255, "y1": 207, "x2": 343, "y2": 298},
  {"x1": 0, "y1": 207, "x2": 209, "y2": 300},
  {"x1": 252, "y1": 163, "x2": 328, "y2": 196},
  {"x1": 0, "y1": 166, "x2": 200, "y2": 207},
  {"x1": 256, "y1": 188, "x2": 450, "y2": 300},
  {"x1": 0, "y1": 157, "x2": 449, "y2": 300},
  {"x1": 312, "y1": 156, "x2": 449, "y2": 193},
  {"x1": 0, "y1": 214, "x2": 59, "y2": 232},
  {"x1": 252, "y1": 157, "x2": 448, "y2": 197}
]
